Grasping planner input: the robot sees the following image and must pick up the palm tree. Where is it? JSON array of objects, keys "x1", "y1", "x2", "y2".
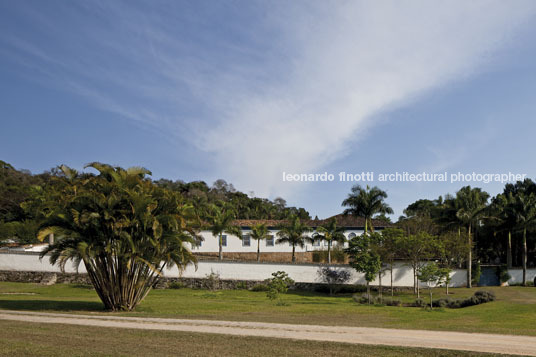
[
  {"x1": 276, "y1": 215, "x2": 312, "y2": 263},
  {"x1": 509, "y1": 192, "x2": 536, "y2": 285},
  {"x1": 250, "y1": 223, "x2": 271, "y2": 262},
  {"x1": 488, "y1": 193, "x2": 517, "y2": 268},
  {"x1": 342, "y1": 185, "x2": 393, "y2": 233},
  {"x1": 454, "y1": 186, "x2": 489, "y2": 288},
  {"x1": 38, "y1": 163, "x2": 198, "y2": 311},
  {"x1": 313, "y1": 218, "x2": 346, "y2": 264},
  {"x1": 205, "y1": 203, "x2": 242, "y2": 261}
]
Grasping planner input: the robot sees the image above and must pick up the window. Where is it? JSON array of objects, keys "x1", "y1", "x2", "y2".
[
  {"x1": 348, "y1": 232, "x2": 356, "y2": 239},
  {"x1": 313, "y1": 238, "x2": 320, "y2": 246},
  {"x1": 221, "y1": 235, "x2": 227, "y2": 247},
  {"x1": 266, "y1": 235, "x2": 274, "y2": 247},
  {"x1": 242, "y1": 234, "x2": 251, "y2": 247}
]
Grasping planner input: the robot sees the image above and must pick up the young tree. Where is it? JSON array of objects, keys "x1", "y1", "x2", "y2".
[
  {"x1": 276, "y1": 215, "x2": 312, "y2": 263},
  {"x1": 342, "y1": 185, "x2": 393, "y2": 233},
  {"x1": 417, "y1": 262, "x2": 442, "y2": 309},
  {"x1": 266, "y1": 271, "x2": 294, "y2": 304},
  {"x1": 38, "y1": 163, "x2": 198, "y2": 311},
  {"x1": 378, "y1": 228, "x2": 405, "y2": 297},
  {"x1": 397, "y1": 231, "x2": 438, "y2": 298},
  {"x1": 205, "y1": 203, "x2": 242, "y2": 260},
  {"x1": 313, "y1": 218, "x2": 346, "y2": 264},
  {"x1": 438, "y1": 230, "x2": 470, "y2": 295},
  {"x1": 346, "y1": 233, "x2": 381, "y2": 304},
  {"x1": 250, "y1": 223, "x2": 271, "y2": 262}
]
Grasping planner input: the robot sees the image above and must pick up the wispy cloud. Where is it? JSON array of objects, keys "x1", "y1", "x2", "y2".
[
  {"x1": 200, "y1": 1, "x2": 536, "y2": 197},
  {"x1": 1, "y1": 1, "x2": 535, "y2": 198}
]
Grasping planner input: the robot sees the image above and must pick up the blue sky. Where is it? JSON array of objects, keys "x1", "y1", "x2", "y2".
[{"x1": 2, "y1": 1, "x2": 536, "y2": 219}]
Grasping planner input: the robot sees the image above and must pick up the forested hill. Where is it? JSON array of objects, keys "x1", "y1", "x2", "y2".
[{"x1": 0, "y1": 160, "x2": 310, "y2": 244}]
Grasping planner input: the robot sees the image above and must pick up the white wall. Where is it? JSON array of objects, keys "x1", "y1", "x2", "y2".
[
  {"x1": 0, "y1": 253, "x2": 468, "y2": 287},
  {"x1": 507, "y1": 269, "x2": 536, "y2": 285},
  {"x1": 192, "y1": 229, "x2": 364, "y2": 253}
]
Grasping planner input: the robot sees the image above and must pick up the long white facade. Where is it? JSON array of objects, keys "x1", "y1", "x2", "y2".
[{"x1": 191, "y1": 228, "x2": 365, "y2": 253}]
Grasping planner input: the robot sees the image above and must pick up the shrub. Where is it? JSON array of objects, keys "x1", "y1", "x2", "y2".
[
  {"x1": 203, "y1": 271, "x2": 221, "y2": 291},
  {"x1": 414, "y1": 298, "x2": 426, "y2": 307},
  {"x1": 383, "y1": 298, "x2": 402, "y2": 307},
  {"x1": 250, "y1": 283, "x2": 269, "y2": 292},
  {"x1": 235, "y1": 281, "x2": 248, "y2": 290},
  {"x1": 353, "y1": 293, "x2": 371, "y2": 304},
  {"x1": 447, "y1": 299, "x2": 462, "y2": 308},
  {"x1": 446, "y1": 290, "x2": 496, "y2": 308},
  {"x1": 497, "y1": 264, "x2": 511, "y2": 284},
  {"x1": 473, "y1": 290, "x2": 496, "y2": 303},
  {"x1": 168, "y1": 282, "x2": 185, "y2": 289},
  {"x1": 471, "y1": 261, "x2": 482, "y2": 286},
  {"x1": 266, "y1": 271, "x2": 294, "y2": 302},
  {"x1": 317, "y1": 267, "x2": 351, "y2": 295},
  {"x1": 432, "y1": 298, "x2": 450, "y2": 308}
]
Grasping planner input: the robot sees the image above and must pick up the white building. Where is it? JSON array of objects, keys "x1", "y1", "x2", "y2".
[{"x1": 191, "y1": 214, "x2": 390, "y2": 253}]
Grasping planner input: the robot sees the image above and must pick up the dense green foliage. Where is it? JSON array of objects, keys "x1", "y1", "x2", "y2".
[
  {"x1": 0, "y1": 161, "x2": 310, "y2": 245},
  {"x1": 38, "y1": 163, "x2": 200, "y2": 311}
]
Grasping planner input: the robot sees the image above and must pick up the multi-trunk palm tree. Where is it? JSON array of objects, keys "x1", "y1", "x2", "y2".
[
  {"x1": 342, "y1": 185, "x2": 393, "y2": 233},
  {"x1": 38, "y1": 163, "x2": 199, "y2": 311},
  {"x1": 250, "y1": 223, "x2": 271, "y2": 262},
  {"x1": 313, "y1": 218, "x2": 346, "y2": 264},
  {"x1": 276, "y1": 215, "x2": 312, "y2": 263},
  {"x1": 205, "y1": 203, "x2": 242, "y2": 261}
]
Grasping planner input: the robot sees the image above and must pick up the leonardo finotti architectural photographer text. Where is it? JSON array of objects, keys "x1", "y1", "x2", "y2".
[{"x1": 282, "y1": 171, "x2": 527, "y2": 184}]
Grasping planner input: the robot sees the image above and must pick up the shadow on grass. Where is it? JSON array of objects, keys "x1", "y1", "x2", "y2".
[{"x1": 0, "y1": 299, "x2": 105, "y2": 312}]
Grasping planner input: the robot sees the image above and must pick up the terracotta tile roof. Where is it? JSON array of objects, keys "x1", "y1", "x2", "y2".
[{"x1": 232, "y1": 214, "x2": 392, "y2": 229}]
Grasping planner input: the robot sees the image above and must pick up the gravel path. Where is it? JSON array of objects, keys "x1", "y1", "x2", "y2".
[{"x1": 1, "y1": 309, "x2": 535, "y2": 356}]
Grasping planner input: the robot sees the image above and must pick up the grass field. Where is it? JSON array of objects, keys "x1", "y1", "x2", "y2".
[
  {"x1": 0, "y1": 319, "x2": 508, "y2": 357},
  {"x1": 0, "y1": 282, "x2": 535, "y2": 336}
]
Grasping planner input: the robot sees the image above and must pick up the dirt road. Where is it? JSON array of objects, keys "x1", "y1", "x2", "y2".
[{"x1": 1, "y1": 309, "x2": 535, "y2": 356}]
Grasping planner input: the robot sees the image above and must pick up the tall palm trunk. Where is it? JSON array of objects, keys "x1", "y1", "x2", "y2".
[
  {"x1": 390, "y1": 262, "x2": 394, "y2": 297},
  {"x1": 378, "y1": 271, "x2": 382, "y2": 304},
  {"x1": 507, "y1": 231, "x2": 512, "y2": 269},
  {"x1": 257, "y1": 239, "x2": 260, "y2": 262},
  {"x1": 523, "y1": 227, "x2": 527, "y2": 285},
  {"x1": 467, "y1": 224, "x2": 472, "y2": 288},
  {"x1": 292, "y1": 244, "x2": 296, "y2": 263},
  {"x1": 366, "y1": 281, "x2": 371, "y2": 304},
  {"x1": 413, "y1": 266, "x2": 417, "y2": 294},
  {"x1": 219, "y1": 233, "x2": 223, "y2": 261},
  {"x1": 327, "y1": 241, "x2": 332, "y2": 264}
]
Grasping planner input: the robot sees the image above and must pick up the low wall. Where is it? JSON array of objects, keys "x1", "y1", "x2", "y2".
[
  {"x1": 507, "y1": 269, "x2": 536, "y2": 285},
  {"x1": 0, "y1": 252, "x2": 469, "y2": 287}
]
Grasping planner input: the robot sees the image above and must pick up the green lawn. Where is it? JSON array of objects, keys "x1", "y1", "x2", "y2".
[
  {"x1": 0, "y1": 319, "x2": 505, "y2": 357},
  {"x1": 0, "y1": 282, "x2": 535, "y2": 336}
]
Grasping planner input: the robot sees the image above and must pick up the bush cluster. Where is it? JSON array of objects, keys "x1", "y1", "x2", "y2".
[
  {"x1": 425, "y1": 290, "x2": 497, "y2": 308},
  {"x1": 168, "y1": 282, "x2": 185, "y2": 289},
  {"x1": 250, "y1": 283, "x2": 269, "y2": 291}
]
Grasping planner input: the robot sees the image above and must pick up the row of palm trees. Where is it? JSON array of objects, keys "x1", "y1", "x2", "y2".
[
  {"x1": 205, "y1": 204, "x2": 346, "y2": 263},
  {"x1": 205, "y1": 184, "x2": 393, "y2": 264}
]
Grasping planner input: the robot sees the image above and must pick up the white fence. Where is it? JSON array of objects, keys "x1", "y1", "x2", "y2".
[{"x1": 0, "y1": 253, "x2": 472, "y2": 287}]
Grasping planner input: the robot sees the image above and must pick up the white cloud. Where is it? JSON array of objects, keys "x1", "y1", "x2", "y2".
[{"x1": 199, "y1": 1, "x2": 536, "y2": 198}]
